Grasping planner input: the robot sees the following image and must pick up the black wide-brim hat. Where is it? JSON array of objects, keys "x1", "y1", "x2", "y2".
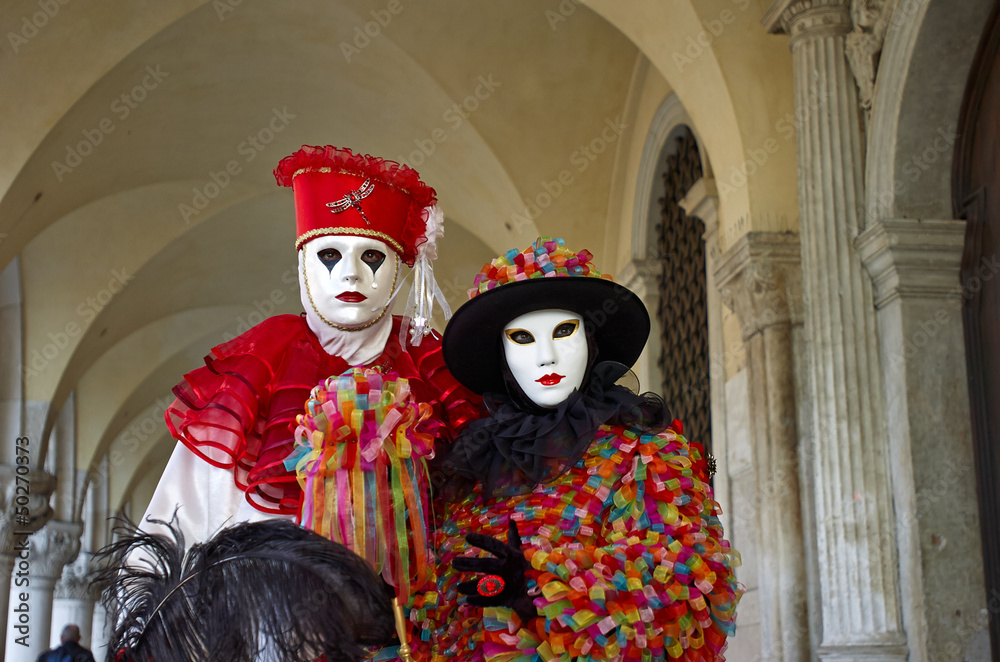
[{"x1": 443, "y1": 255, "x2": 650, "y2": 396}]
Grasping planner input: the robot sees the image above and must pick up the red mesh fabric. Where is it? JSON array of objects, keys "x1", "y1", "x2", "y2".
[{"x1": 165, "y1": 315, "x2": 480, "y2": 514}]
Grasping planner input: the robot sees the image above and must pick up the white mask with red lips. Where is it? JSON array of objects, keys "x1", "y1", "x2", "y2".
[
  {"x1": 502, "y1": 309, "x2": 588, "y2": 408},
  {"x1": 298, "y1": 235, "x2": 399, "y2": 365}
]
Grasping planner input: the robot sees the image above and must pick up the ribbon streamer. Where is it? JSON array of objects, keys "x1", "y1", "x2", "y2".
[
  {"x1": 399, "y1": 205, "x2": 453, "y2": 348},
  {"x1": 287, "y1": 368, "x2": 436, "y2": 603}
]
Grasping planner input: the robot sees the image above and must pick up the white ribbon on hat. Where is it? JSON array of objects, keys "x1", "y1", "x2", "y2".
[{"x1": 392, "y1": 205, "x2": 452, "y2": 347}]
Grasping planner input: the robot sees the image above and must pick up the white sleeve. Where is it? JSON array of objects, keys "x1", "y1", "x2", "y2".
[{"x1": 139, "y1": 441, "x2": 293, "y2": 548}]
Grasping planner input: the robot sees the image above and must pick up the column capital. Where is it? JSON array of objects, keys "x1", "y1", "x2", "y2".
[
  {"x1": 679, "y1": 178, "x2": 723, "y2": 263},
  {"x1": 56, "y1": 550, "x2": 103, "y2": 600},
  {"x1": 616, "y1": 258, "x2": 659, "y2": 299},
  {"x1": 856, "y1": 218, "x2": 967, "y2": 308},
  {"x1": 28, "y1": 519, "x2": 83, "y2": 580},
  {"x1": 0, "y1": 464, "x2": 56, "y2": 554},
  {"x1": 763, "y1": 0, "x2": 852, "y2": 44},
  {"x1": 845, "y1": 0, "x2": 893, "y2": 111},
  {"x1": 679, "y1": 178, "x2": 720, "y2": 233},
  {"x1": 715, "y1": 232, "x2": 802, "y2": 340}
]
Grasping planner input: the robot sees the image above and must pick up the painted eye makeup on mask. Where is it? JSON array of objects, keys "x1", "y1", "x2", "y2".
[
  {"x1": 318, "y1": 248, "x2": 342, "y2": 272},
  {"x1": 553, "y1": 320, "x2": 579, "y2": 338},
  {"x1": 504, "y1": 329, "x2": 535, "y2": 345},
  {"x1": 361, "y1": 249, "x2": 386, "y2": 274},
  {"x1": 505, "y1": 320, "x2": 579, "y2": 345}
]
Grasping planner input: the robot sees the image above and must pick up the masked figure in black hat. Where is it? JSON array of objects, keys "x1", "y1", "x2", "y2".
[{"x1": 425, "y1": 238, "x2": 741, "y2": 661}]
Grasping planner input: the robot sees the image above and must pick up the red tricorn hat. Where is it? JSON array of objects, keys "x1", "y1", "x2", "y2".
[{"x1": 274, "y1": 146, "x2": 437, "y2": 266}]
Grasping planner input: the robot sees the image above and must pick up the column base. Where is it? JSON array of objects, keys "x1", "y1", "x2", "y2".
[
  {"x1": 6, "y1": 576, "x2": 57, "y2": 662},
  {"x1": 818, "y1": 641, "x2": 909, "y2": 662},
  {"x1": 91, "y1": 604, "x2": 111, "y2": 662}
]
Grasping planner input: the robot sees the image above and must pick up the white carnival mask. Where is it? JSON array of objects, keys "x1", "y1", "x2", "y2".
[
  {"x1": 502, "y1": 309, "x2": 588, "y2": 408},
  {"x1": 299, "y1": 235, "x2": 398, "y2": 330}
]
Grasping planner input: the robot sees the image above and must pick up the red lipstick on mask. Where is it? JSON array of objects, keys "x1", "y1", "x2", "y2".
[
  {"x1": 536, "y1": 373, "x2": 565, "y2": 386},
  {"x1": 336, "y1": 292, "x2": 368, "y2": 303}
]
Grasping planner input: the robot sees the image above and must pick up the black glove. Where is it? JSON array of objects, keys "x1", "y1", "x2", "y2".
[{"x1": 453, "y1": 519, "x2": 535, "y2": 622}]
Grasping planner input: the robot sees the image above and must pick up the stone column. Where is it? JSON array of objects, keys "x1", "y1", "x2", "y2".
[
  {"x1": 858, "y1": 218, "x2": 989, "y2": 661},
  {"x1": 50, "y1": 463, "x2": 109, "y2": 652},
  {"x1": 5, "y1": 520, "x2": 81, "y2": 662},
  {"x1": 1, "y1": 464, "x2": 55, "y2": 659},
  {"x1": 0, "y1": 258, "x2": 23, "y2": 461},
  {"x1": 52, "y1": 552, "x2": 101, "y2": 649},
  {"x1": 52, "y1": 395, "x2": 78, "y2": 523},
  {"x1": 90, "y1": 604, "x2": 111, "y2": 662},
  {"x1": 87, "y1": 461, "x2": 111, "y2": 662},
  {"x1": 716, "y1": 232, "x2": 810, "y2": 662},
  {"x1": 88, "y1": 457, "x2": 111, "y2": 555},
  {"x1": 617, "y1": 258, "x2": 662, "y2": 392},
  {"x1": 764, "y1": 2, "x2": 908, "y2": 659}
]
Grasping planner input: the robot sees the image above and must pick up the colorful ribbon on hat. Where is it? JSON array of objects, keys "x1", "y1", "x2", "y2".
[
  {"x1": 467, "y1": 236, "x2": 613, "y2": 299},
  {"x1": 284, "y1": 367, "x2": 435, "y2": 602}
]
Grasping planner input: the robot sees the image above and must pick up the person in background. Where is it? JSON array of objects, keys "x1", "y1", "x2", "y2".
[{"x1": 36, "y1": 624, "x2": 95, "y2": 662}]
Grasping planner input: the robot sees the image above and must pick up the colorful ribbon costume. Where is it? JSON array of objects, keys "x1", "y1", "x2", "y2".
[
  {"x1": 421, "y1": 238, "x2": 742, "y2": 661},
  {"x1": 165, "y1": 314, "x2": 478, "y2": 516},
  {"x1": 430, "y1": 422, "x2": 740, "y2": 661}
]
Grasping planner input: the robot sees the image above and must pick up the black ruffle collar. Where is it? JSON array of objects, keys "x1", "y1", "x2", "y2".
[{"x1": 436, "y1": 363, "x2": 653, "y2": 497}]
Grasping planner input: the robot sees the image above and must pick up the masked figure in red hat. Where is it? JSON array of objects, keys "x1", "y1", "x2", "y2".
[
  {"x1": 422, "y1": 238, "x2": 741, "y2": 661},
  {"x1": 142, "y1": 146, "x2": 479, "y2": 572}
]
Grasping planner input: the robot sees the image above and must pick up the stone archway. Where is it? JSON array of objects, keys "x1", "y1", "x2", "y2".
[
  {"x1": 856, "y1": 0, "x2": 997, "y2": 658},
  {"x1": 622, "y1": 94, "x2": 716, "y2": 407},
  {"x1": 622, "y1": 96, "x2": 729, "y2": 509}
]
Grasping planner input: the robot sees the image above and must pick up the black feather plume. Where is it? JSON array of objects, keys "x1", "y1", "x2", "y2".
[{"x1": 93, "y1": 516, "x2": 396, "y2": 662}]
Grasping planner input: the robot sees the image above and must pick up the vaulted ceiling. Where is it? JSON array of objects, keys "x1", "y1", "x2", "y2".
[{"x1": 0, "y1": 0, "x2": 797, "y2": 510}]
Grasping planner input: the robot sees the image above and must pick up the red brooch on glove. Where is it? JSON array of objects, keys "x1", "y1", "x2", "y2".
[{"x1": 477, "y1": 574, "x2": 505, "y2": 596}]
